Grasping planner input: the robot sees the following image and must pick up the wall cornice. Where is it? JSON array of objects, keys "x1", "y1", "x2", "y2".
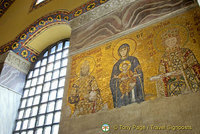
[
  {"x1": 69, "y1": 0, "x2": 195, "y2": 54},
  {"x1": 0, "y1": 51, "x2": 31, "y2": 74},
  {"x1": 69, "y1": 0, "x2": 137, "y2": 30}
]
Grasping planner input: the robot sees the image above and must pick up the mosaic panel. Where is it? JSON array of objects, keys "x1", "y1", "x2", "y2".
[{"x1": 66, "y1": 7, "x2": 200, "y2": 117}]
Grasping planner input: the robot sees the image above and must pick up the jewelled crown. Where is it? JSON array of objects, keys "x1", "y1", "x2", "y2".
[{"x1": 161, "y1": 29, "x2": 179, "y2": 41}]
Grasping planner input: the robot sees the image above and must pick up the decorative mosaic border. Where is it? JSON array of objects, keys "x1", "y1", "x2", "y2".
[
  {"x1": 0, "y1": 0, "x2": 109, "y2": 63},
  {"x1": 0, "y1": 0, "x2": 15, "y2": 17}
]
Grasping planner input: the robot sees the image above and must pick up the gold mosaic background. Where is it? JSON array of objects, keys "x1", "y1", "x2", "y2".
[{"x1": 67, "y1": 7, "x2": 200, "y2": 114}]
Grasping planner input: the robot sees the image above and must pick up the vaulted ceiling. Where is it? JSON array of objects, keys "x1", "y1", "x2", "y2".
[
  {"x1": 0, "y1": 0, "x2": 15, "y2": 18},
  {"x1": 0, "y1": 0, "x2": 109, "y2": 62}
]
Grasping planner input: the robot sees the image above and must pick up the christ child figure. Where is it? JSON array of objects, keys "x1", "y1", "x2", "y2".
[{"x1": 114, "y1": 61, "x2": 137, "y2": 99}]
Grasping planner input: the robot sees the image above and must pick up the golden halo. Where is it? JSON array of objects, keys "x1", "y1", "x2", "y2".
[
  {"x1": 112, "y1": 38, "x2": 137, "y2": 60},
  {"x1": 153, "y1": 24, "x2": 189, "y2": 52},
  {"x1": 75, "y1": 56, "x2": 96, "y2": 77},
  {"x1": 119, "y1": 60, "x2": 131, "y2": 71}
]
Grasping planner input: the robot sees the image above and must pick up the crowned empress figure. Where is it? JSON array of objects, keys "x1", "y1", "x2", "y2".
[{"x1": 157, "y1": 29, "x2": 200, "y2": 97}]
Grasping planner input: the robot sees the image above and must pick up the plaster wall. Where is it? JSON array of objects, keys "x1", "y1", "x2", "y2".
[{"x1": 59, "y1": 93, "x2": 200, "y2": 134}]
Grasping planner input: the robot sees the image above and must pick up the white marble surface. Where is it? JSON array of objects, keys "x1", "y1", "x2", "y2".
[
  {"x1": 0, "y1": 63, "x2": 26, "y2": 94},
  {"x1": 0, "y1": 85, "x2": 21, "y2": 134}
]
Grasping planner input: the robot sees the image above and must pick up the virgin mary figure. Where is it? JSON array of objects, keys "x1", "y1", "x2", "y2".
[{"x1": 110, "y1": 43, "x2": 144, "y2": 108}]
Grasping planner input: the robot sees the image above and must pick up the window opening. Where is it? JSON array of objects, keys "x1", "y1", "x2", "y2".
[{"x1": 13, "y1": 39, "x2": 69, "y2": 134}]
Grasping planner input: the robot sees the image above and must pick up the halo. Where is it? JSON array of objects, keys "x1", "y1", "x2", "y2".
[
  {"x1": 112, "y1": 38, "x2": 137, "y2": 60},
  {"x1": 119, "y1": 60, "x2": 131, "y2": 71},
  {"x1": 153, "y1": 24, "x2": 189, "y2": 52},
  {"x1": 75, "y1": 56, "x2": 96, "y2": 77}
]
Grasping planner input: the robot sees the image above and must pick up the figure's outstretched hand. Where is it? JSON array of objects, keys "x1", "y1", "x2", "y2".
[
  {"x1": 113, "y1": 75, "x2": 118, "y2": 78},
  {"x1": 120, "y1": 94, "x2": 124, "y2": 99},
  {"x1": 129, "y1": 82, "x2": 136, "y2": 88}
]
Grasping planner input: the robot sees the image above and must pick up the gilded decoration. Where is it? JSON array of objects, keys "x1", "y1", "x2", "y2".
[
  {"x1": 56, "y1": 15, "x2": 62, "y2": 21},
  {"x1": 21, "y1": 50, "x2": 28, "y2": 58},
  {"x1": 48, "y1": 17, "x2": 53, "y2": 22},
  {"x1": 12, "y1": 42, "x2": 19, "y2": 50},
  {"x1": 3, "y1": 46, "x2": 9, "y2": 52},
  {"x1": 29, "y1": 27, "x2": 36, "y2": 33},
  {"x1": 87, "y1": 3, "x2": 96, "y2": 10},
  {"x1": 20, "y1": 34, "x2": 27, "y2": 40},
  {"x1": 100, "y1": 0, "x2": 107, "y2": 4},
  {"x1": 0, "y1": 0, "x2": 15, "y2": 18},
  {"x1": 31, "y1": 56, "x2": 37, "y2": 62},
  {"x1": 67, "y1": 7, "x2": 200, "y2": 117},
  {"x1": 74, "y1": 9, "x2": 83, "y2": 17}
]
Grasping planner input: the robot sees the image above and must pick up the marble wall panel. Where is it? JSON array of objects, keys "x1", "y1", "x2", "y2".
[
  {"x1": 70, "y1": 0, "x2": 194, "y2": 52},
  {"x1": 0, "y1": 63, "x2": 26, "y2": 94},
  {"x1": 0, "y1": 85, "x2": 21, "y2": 134}
]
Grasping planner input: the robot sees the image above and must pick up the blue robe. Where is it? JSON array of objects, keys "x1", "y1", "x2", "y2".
[{"x1": 110, "y1": 56, "x2": 144, "y2": 108}]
